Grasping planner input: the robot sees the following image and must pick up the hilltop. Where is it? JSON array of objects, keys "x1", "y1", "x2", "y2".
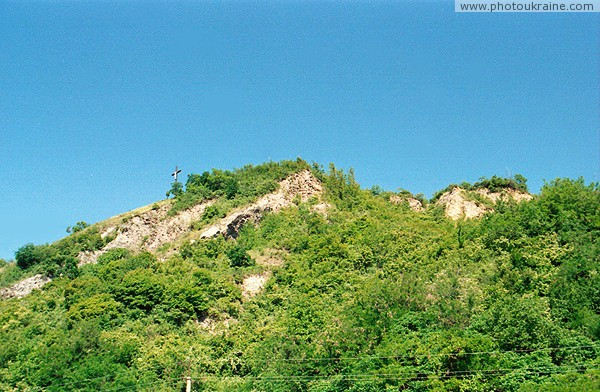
[{"x1": 0, "y1": 160, "x2": 598, "y2": 391}]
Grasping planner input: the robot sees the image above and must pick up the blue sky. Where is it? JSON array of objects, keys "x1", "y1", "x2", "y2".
[{"x1": 0, "y1": 1, "x2": 598, "y2": 260}]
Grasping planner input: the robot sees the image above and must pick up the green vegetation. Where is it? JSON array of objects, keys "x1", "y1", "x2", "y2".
[
  {"x1": 166, "y1": 181, "x2": 184, "y2": 199},
  {"x1": 0, "y1": 263, "x2": 26, "y2": 288},
  {"x1": 2, "y1": 224, "x2": 113, "y2": 288},
  {"x1": 66, "y1": 221, "x2": 90, "y2": 234},
  {"x1": 169, "y1": 158, "x2": 312, "y2": 215},
  {"x1": 1, "y1": 163, "x2": 598, "y2": 391}
]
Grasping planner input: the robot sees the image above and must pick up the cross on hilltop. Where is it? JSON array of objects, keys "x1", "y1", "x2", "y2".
[{"x1": 172, "y1": 166, "x2": 182, "y2": 182}]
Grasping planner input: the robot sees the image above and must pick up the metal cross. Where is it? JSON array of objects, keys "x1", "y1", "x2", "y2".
[{"x1": 172, "y1": 166, "x2": 182, "y2": 182}]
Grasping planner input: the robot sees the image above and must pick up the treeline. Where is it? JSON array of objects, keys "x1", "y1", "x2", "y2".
[{"x1": 0, "y1": 162, "x2": 598, "y2": 391}]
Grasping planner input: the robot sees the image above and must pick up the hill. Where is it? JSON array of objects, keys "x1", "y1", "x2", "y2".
[{"x1": 1, "y1": 160, "x2": 599, "y2": 391}]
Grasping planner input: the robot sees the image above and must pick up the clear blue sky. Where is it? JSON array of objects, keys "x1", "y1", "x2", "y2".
[{"x1": 1, "y1": 1, "x2": 598, "y2": 260}]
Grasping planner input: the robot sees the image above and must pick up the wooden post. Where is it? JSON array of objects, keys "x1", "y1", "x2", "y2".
[{"x1": 185, "y1": 376, "x2": 192, "y2": 392}]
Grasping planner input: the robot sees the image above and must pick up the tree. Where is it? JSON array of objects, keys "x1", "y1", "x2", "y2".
[
  {"x1": 166, "y1": 181, "x2": 183, "y2": 198},
  {"x1": 14, "y1": 243, "x2": 49, "y2": 269},
  {"x1": 66, "y1": 221, "x2": 89, "y2": 234},
  {"x1": 514, "y1": 173, "x2": 528, "y2": 192}
]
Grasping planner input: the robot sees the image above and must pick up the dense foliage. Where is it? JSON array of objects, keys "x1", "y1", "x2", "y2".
[{"x1": 0, "y1": 163, "x2": 598, "y2": 391}]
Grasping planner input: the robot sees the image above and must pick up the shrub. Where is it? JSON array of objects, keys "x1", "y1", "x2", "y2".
[
  {"x1": 97, "y1": 248, "x2": 131, "y2": 265},
  {"x1": 166, "y1": 181, "x2": 183, "y2": 198},
  {"x1": 473, "y1": 174, "x2": 528, "y2": 193},
  {"x1": 64, "y1": 276, "x2": 105, "y2": 308},
  {"x1": 471, "y1": 296, "x2": 559, "y2": 350},
  {"x1": 202, "y1": 205, "x2": 226, "y2": 223},
  {"x1": 0, "y1": 262, "x2": 26, "y2": 287},
  {"x1": 430, "y1": 175, "x2": 528, "y2": 202},
  {"x1": 113, "y1": 269, "x2": 164, "y2": 312},
  {"x1": 66, "y1": 293, "x2": 123, "y2": 327},
  {"x1": 15, "y1": 243, "x2": 52, "y2": 270},
  {"x1": 226, "y1": 244, "x2": 255, "y2": 268}
]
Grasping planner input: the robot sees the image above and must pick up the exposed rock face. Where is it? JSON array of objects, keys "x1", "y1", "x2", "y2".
[
  {"x1": 198, "y1": 316, "x2": 237, "y2": 335},
  {"x1": 437, "y1": 187, "x2": 533, "y2": 220},
  {"x1": 476, "y1": 188, "x2": 533, "y2": 203},
  {"x1": 437, "y1": 188, "x2": 486, "y2": 220},
  {"x1": 111, "y1": 201, "x2": 214, "y2": 252},
  {"x1": 311, "y1": 202, "x2": 332, "y2": 216},
  {"x1": 389, "y1": 195, "x2": 424, "y2": 212},
  {"x1": 408, "y1": 197, "x2": 424, "y2": 212},
  {"x1": 78, "y1": 170, "x2": 324, "y2": 264},
  {"x1": 200, "y1": 170, "x2": 323, "y2": 239},
  {"x1": 79, "y1": 200, "x2": 214, "y2": 265},
  {"x1": 389, "y1": 195, "x2": 402, "y2": 204},
  {"x1": 242, "y1": 273, "x2": 270, "y2": 300},
  {"x1": 0, "y1": 274, "x2": 51, "y2": 299}
]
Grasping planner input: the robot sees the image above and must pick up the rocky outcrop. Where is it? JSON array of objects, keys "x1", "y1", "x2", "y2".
[
  {"x1": 78, "y1": 170, "x2": 324, "y2": 264},
  {"x1": 475, "y1": 188, "x2": 533, "y2": 203},
  {"x1": 78, "y1": 200, "x2": 214, "y2": 265},
  {"x1": 437, "y1": 188, "x2": 486, "y2": 220},
  {"x1": 389, "y1": 195, "x2": 424, "y2": 212},
  {"x1": 0, "y1": 274, "x2": 51, "y2": 299},
  {"x1": 200, "y1": 170, "x2": 323, "y2": 239},
  {"x1": 109, "y1": 201, "x2": 214, "y2": 252},
  {"x1": 437, "y1": 187, "x2": 533, "y2": 220}
]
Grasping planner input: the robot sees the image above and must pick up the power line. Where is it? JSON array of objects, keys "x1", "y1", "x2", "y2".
[
  {"x1": 25, "y1": 360, "x2": 182, "y2": 391},
  {"x1": 257, "y1": 343, "x2": 600, "y2": 363},
  {"x1": 195, "y1": 364, "x2": 600, "y2": 383},
  {"x1": 10, "y1": 344, "x2": 599, "y2": 390}
]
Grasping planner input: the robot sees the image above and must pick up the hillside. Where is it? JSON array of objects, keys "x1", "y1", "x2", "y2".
[{"x1": 1, "y1": 160, "x2": 599, "y2": 391}]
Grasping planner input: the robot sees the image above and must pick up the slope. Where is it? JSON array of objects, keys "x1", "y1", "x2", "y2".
[{"x1": 0, "y1": 163, "x2": 598, "y2": 392}]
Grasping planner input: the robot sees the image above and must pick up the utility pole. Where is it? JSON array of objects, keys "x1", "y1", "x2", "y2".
[{"x1": 181, "y1": 357, "x2": 192, "y2": 392}]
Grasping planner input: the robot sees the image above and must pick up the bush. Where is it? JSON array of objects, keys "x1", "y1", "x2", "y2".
[
  {"x1": 97, "y1": 248, "x2": 131, "y2": 265},
  {"x1": 202, "y1": 205, "x2": 226, "y2": 223},
  {"x1": 226, "y1": 244, "x2": 255, "y2": 268},
  {"x1": 44, "y1": 254, "x2": 79, "y2": 279},
  {"x1": 66, "y1": 294, "x2": 123, "y2": 327},
  {"x1": 113, "y1": 269, "x2": 164, "y2": 312},
  {"x1": 15, "y1": 243, "x2": 51, "y2": 270},
  {"x1": 162, "y1": 281, "x2": 210, "y2": 324},
  {"x1": 471, "y1": 296, "x2": 559, "y2": 350},
  {"x1": 473, "y1": 174, "x2": 528, "y2": 193},
  {"x1": 166, "y1": 181, "x2": 183, "y2": 198},
  {"x1": 0, "y1": 262, "x2": 26, "y2": 287}
]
